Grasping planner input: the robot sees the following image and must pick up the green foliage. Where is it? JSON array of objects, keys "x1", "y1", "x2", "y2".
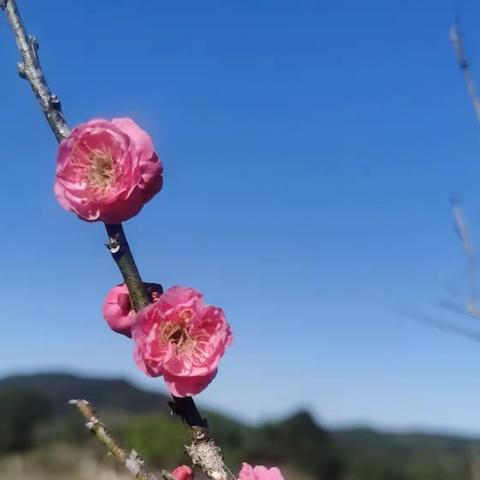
[
  {"x1": 124, "y1": 414, "x2": 189, "y2": 468},
  {"x1": 0, "y1": 388, "x2": 52, "y2": 452}
]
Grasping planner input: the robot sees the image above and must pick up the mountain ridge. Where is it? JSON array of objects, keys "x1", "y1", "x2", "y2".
[{"x1": 1, "y1": 371, "x2": 479, "y2": 480}]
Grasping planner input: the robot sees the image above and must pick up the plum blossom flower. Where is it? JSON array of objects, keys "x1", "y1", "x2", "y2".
[
  {"x1": 54, "y1": 117, "x2": 162, "y2": 223},
  {"x1": 171, "y1": 465, "x2": 193, "y2": 480},
  {"x1": 132, "y1": 286, "x2": 233, "y2": 397},
  {"x1": 102, "y1": 282, "x2": 163, "y2": 337},
  {"x1": 238, "y1": 463, "x2": 285, "y2": 480}
]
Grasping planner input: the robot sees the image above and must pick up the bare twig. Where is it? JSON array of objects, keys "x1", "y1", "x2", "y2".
[
  {"x1": 0, "y1": 1, "x2": 232, "y2": 478},
  {"x1": 450, "y1": 21, "x2": 480, "y2": 124},
  {"x1": 0, "y1": 0, "x2": 69, "y2": 141},
  {"x1": 397, "y1": 307, "x2": 480, "y2": 342},
  {"x1": 70, "y1": 399, "x2": 173, "y2": 480},
  {"x1": 450, "y1": 198, "x2": 480, "y2": 317}
]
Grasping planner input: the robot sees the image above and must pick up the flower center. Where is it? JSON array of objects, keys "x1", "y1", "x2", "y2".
[
  {"x1": 169, "y1": 327, "x2": 188, "y2": 346},
  {"x1": 86, "y1": 149, "x2": 118, "y2": 190},
  {"x1": 161, "y1": 318, "x2": 195, "y2": 354}
]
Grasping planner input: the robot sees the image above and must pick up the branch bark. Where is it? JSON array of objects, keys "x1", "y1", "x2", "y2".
[
  {"x1": 70, "y1": 399, "x2": 173, "y2": 480},
  {"x1": 0, "y1": 1, "x2": 232, "y2": 479},
  {"x1": 105, "y1": 223, "x2": 150, "y2": 311}
]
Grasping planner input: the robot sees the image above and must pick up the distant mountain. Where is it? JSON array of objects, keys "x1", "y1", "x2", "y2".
[
  {"x1": 1, "y1": 372, "x2": 479, "y2": 480},
  {"x1": 0, "y1": 371, "x2": 342, "y2": 479},
  {"x1": 334, "y1": 426, "x2": 475, "y2": 452},
  {"x1": 0, "y1": 372, "x2": 171, "y2": 416},
  {"x1": 333, "y1": 427, "x2": 478, "y2": 480}
]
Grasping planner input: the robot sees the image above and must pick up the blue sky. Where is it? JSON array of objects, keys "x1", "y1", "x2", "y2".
[{"x1": 3, "y1": 0, "x2": 480, "y2": 434}]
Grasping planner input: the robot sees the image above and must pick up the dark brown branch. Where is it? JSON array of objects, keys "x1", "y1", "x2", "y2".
[
  {"x1": 70, "y1": 399, "x2": 173, "y2": 480},
  {"x1": 0, "y1": 1, "x2": 231, "y2": 478},
  {"x1": 105, "y1": 223, "x2": 150, "y2": 311}
]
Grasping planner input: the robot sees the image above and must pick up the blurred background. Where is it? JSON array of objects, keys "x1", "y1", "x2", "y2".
[{"x1": 2, "y1": 0, "x2": 480, "y2": 478}]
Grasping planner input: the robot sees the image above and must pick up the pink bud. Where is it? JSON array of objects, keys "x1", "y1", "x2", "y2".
[
  {"x1": 102, "y1": 283, "x2": 163, "y2": 337},
  {"x1": 55, "y1": 117, "x2": 163, "y2": 223},
  {"x1": 171, "y1": 465, "x2": 193, "y2": 480}
]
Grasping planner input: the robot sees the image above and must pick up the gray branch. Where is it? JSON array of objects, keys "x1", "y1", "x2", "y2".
[
  {"x1": 70, "y1": 399, "x2": 174, "y2": 480},
  {"x1": 1, "y1": 0, "x2": 70, "y2": 141}
]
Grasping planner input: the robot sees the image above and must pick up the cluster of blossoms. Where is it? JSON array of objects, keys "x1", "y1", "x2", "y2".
[
  {"x1": 54, "y1": 117, "x2": 232, "y2": 397},
  {"x1": 104, "y1": 283, "x2": 232, "y2": 397},
  {"x1": 54, "y1": 117, "x2": 283, "y2": 477},
  {"x1": 171, "y1": 463, "x2": 284, "y2": 480}
]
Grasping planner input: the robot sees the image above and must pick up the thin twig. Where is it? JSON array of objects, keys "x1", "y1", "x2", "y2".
[
  {"x1": 70, "y1": 399, "x2": 173, "y2": 480},
  {"x1": 451, "y1": 198, "x2": 480, "y2": 317},
  {"x1": 0, "y1": 1, "x2": 231, "y2": 478},
  {"x1": 397, "y1": 307, "x2": 480, "y2": 343},
  {"x1": 0, "y1": 0, "x2": 69, "y2": 141},
  {"x1": 450, "y1": 21, "x2": 480, "y2": 124}
]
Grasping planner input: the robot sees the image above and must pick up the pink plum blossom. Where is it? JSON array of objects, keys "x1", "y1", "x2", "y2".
[
  {"x1": 102, "y1": 282, "x2": 163, "y2": 337},
  {"x1": 171, "y1": 465, "x2": 194, "y2": 480},
  {"x1": 238, "y1": 463, "x2": 285, "y2": 480},
  {"x1": 132, "y1": 286, "x2": 233, "y2": 397},
  {"x1": 54, "y1": 117, "x2": 162, "y2": 223}
]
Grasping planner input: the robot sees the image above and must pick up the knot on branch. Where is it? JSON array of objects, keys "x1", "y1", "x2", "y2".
[
  {"x1": 126, "y1": 450, "x2": 145, "y2": 476},
  {"x1": 49, "y1": 94, "x2": 61, "y2": 109},
  {"x1": 105, "y1": 233, "x2": 121, "y2": 254},
  {"x1": 190, "y1": 425, "x2": 211, "y2": 444}
]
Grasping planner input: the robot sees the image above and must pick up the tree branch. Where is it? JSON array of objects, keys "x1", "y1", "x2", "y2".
[
  {"x1": 105, "y1": 223, "x2": 150, "y2": 311},
  {"x1": 0, "y1": 1, "x2": 232, "y2": 479},
  {"x1": 450, "y1": 198, "x2": 480, "y2": 317},
  {"x1": 70, "y1": 399, "x2": 173, "y2": 480},
  {"x1": 450, "y1": 22, "x2": 480, "y2": 124},
  {"x1": 1, "y1": 0, "x2": 69, "y2": 141}
]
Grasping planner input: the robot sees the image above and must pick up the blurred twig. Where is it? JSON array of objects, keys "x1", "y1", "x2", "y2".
[
  {"x1": 446, "y1": 21, "x2": 480, "y2": 319},
  {"x1": 70, "y1": 399, "x2": 174, "y2": 480},
  {"x1": 450, "y1": 21, "x2": 480, "y2": 123},
  {"x1": 450, "y1": 198, "x2": 480, "y2": 317},
  {"x1": 397, "y1": 307, "x2": 480, "y2": 342}
]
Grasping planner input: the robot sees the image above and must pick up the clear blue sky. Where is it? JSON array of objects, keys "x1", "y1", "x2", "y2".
[{"x1": 2, "y1": 0, "x2": 480, "y2": 434}]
